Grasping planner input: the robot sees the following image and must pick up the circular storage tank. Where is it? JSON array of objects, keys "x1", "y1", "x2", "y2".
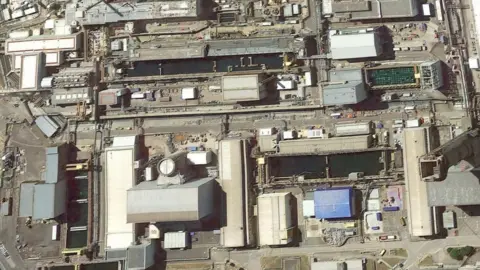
[{"x1": 157, "y1": 151, "x2": 188, "y2": 177}]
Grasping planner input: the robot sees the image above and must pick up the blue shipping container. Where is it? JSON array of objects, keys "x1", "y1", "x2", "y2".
[
  {"x1": 376, "y1": 212, "x2": 383, "y2": 221},
  {"x1": 187, "y1": 146, "x2": 197, "y2": 151},
  {"x1": 383, "y1": 206, "x2": 399, "y2": 212},
  {"x1": 371, "y1": 226, "x2": 380, "y2": 230}
]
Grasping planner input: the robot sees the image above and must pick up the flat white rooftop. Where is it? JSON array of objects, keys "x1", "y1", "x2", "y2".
[
  {"x1": 20, "y1": 54, "x2": 41, "y2": 90},
  {"x1": 105, "y1": 146, "x2": 135, "y2": 249},
  {"x1": 5, "y1": 32, "x2": 82, "y2": 55}
]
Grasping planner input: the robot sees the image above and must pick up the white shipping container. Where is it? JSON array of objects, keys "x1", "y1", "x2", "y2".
[
  {"x1": 11, "y1": 9, "x2": 24, "y2": 19},
  {"x1": 283, "y1": 130, "x2": 297, "y2": 140},
  {"x1": 469, "y1": 58, "x2": 480, "y2": 69},
  {"x1": 292, "y1": 4, "x2": 300, "y2": 14},
  {"x1": 422, "y1": 3, "x2": 431, "y2": 16},
  {"x1": 335, "y1": 122, "x2": 372, "y2": 136},
  {"x1": 405, "y1": 119, "x2": 420, "y2": 128},
  {"x1": 276, "y1": 80, "x2": 295, "y2": 90},
  {"x1": 187, "y1": 151, "x2": 213, "y2": 165},
  {"x1": 24, "y1": 6, "x2": 37, "y2": 15},
  {"x1": 307, "y1": 129, "x2": 324, "y2": 138},
  {"x1": 145, "y1": 167, "x2": 153, "y2": 181},
  {"x1": 287, "y1": 20, "x2": 299, "y2": 24},
  {"x1": 259, "y1": 127, "x2": 274, "y2": 136},
  {"x1": 260, "y1": 22, "x2": 273, "y2": 26},
  {"x1": 304, "y1": 72, "x2": 312, "y2": 86},
  {"x1": 41, "y1": 77, "x2": 54, "y2": 88},
  {"x1": 51, "y1": 225, "x2": 59, "y2": 240},
  {"x1": 2, "y1": 9, "x2": 11, "y2": 21},
  {"x1": 9, "y1": 30, "x2": 31, "y2": 39},
  {"x1": 131, "y1": 92, "x2": 145, "y2": 99},
  {"x1": 181, "y1": 87, "x2": 197, "y2": 100},
  {"x1": 436, "y1": 0, "x2": 443, "y2": 21}
]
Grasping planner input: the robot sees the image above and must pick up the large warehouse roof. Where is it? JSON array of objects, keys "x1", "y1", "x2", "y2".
[
  {"x1": 218, "y1": 139, "x2": 247, "y2": 248},
  {"x1": 403, "y1": 127, "x2": 433, "y2": 236},
  {"x1": 258, "y1": 192, "x2": 293, "y2": 246},
  {"x1": 330, "y1": 33, "x2": 381, "y2": 60},
  {"x1": 126, "y1": 177, "x2": 214, "y2": 223},
  {"x1": 278, "y1": 136, "x2": 372, "y2": 154},
  {"x1": 323, "y1": 82, "x2": 367, "y2": 106},
  {"x1": 330, "y1": 0, "x2": 419, "y2": 20},
  {"x1": 314, "y1": 188, "x2": 354, "y2": 219},
  {"x1": 5, "y1": 32, "x2": 82, "y2": 55},
  {"x1": 222, "y1": 74, "x2": 266, "y2": 102},
  {"x1": 105, "y1": 136, "x2": 138, "y2": 250}
]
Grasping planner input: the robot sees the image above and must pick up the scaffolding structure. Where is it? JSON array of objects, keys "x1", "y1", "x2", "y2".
[{"x1": 366, "y1": 66, "x2": 420, "y2": 90}]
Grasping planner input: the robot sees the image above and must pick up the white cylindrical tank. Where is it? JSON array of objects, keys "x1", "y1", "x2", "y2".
[{"x1": 157, "y1": 151, "x2": 187, "y2": 176}]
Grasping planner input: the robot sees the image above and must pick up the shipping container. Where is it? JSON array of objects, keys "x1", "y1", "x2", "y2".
[
  {"x1": 410, "y1": 46, "x2": 423, "y2": 51},
  {"x1": 335, "y1": 122, "x2": 372, "y2": 136},
  {"x1": 292, "y1": 4, "x2": 300, "y2": 14},
  {"x1": 9, "y1": 30, "x2": 31, "y2": 39},
  {"x1": 187, "y1": 151, "x2": 213, "y2": 165},
  {"x1": 283, "y1": 130, "x2": 297, "y2": 140},
  {"x1": 304, "y1": 72, "x2": 312, "y2": 86},
  {"x1": 11, "y1": 9, "x2": 24, "y2": 19},
  {"x1": 260, "y1": 22, "x2": 273, "y2": 26},
  {"x1": 344, "y1": 222, "x2": 356, "y2": 228},
  {"x1": 436, "y1": 0, "x2": 443, "y2": 21},
  {"x1": 131, "y1": 92, "x2": 145, "y2": 99},
  {"x1": 2, "y1": 8, "x2": 11, "y2": 21},
  {"x1": 52, "y1": 225, "x2": 59, "y2": 240},
  {"x1": 405, "y1": 119, "x2": 420, "y2": 128},
  {"x1": 345, "y1": 231, "x2": 355, "y2": 236},
  {"x1": 387, "y1": 235, "x2": 397, "y2": 240},
  {"x1": 277, "y1": 80, "x2": 295, "y2": 90},
  {"x1": 371, "y1": 226, "x2": 380, "y2": 230},
  {"x1": 306, "y1": 129, "x2": 324, "y2": 138},
  {"x1": 286, "y1": 20, "x2": 299, "y2": 24},
  {"x1": 393, "y1": 47, "x2": 401, "y2": 51},
  {"x1": 145, "y1": 167, "x2": 155, "y2": 181},
  {"x1": 422, "y1": 3, "x2": 431, "y2": 16},
  {"x1": 383, "y1": 206, "x2": 399, "y2": 211},
  {"x1": 259, "y1": 127, "x2": 275, "y2": 136},
  {"x1": 376, "y1": 212, "x2": 383, "y2": 221},
  {"x1": 181, "y1": 87, "x2": 197, "y2": 100}
]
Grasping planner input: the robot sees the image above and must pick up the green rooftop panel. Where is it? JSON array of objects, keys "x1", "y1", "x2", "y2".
[{"x1": 369, "y1": 67, "x2": 416, "y2": 86}]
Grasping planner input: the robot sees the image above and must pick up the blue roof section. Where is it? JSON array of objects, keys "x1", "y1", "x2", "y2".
[
  {"x1": 314, "y1": 188, "x2": 353, "y2": 219},
  {"x1": 45, "y1": 147, "x2": 59, "y2": 184}
]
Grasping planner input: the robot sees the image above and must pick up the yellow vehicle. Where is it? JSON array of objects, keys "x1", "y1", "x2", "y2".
[
  {"x1": 400, "y1": 217, "x2": 406, "y2": 226},
  {"x1": 344, "y1": 222, "x2": 356, "y2": 228}
]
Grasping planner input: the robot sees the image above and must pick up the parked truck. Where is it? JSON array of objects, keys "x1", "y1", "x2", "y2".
[{"x1": 335, "y1": 121, "x2": 373, "y2": 136}]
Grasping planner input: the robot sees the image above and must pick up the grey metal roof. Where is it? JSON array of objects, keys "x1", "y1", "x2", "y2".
[
  {"x1": 46, "y1": 147, "x2": 59, "y2": 184},
  {"x1": 19, "y1": 183, "x2": 35, "y2": 217},
  {"x1": 323, "y1": 82, "x2": 367, "y2": 106},
  {"x1": 427, "y1": 165, "x2": 480, "y2": 206},
  {"x1": 126, "y1": 177, "x2": 214, "y2": 223},
  {"x1": 106, "y1": 249, "x2": 127, "y2": 260},
  {"x1": 329, "y1": 68, "x2": 364, "y2": 82},
  {"x1": 330, "y1": 33, "x2": 381, "y2": 60},
  {"x1": 32, "y1": 181, "x2": 66, "y2": 220},
  {"x1": 333, "y1": 0, "x2": 419, "y2": 20},
  {"x1": 35, "y1": 115, "x2": 59, "y2": 138}
]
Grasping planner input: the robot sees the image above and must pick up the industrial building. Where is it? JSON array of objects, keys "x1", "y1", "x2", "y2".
[
  {"x1": 257, "y1": 192, "x2": 294, "y2": 246},
  {"x1": 104, "y1": 136, "x2": 139, "y2": 250},
  {"x1": 314, "y1": 188, "x2": 355, "y2": 219},
  {"x1": 323, "y1": 68, "x2": 367, "y2": 106},
  {"x1": 4, "y1": 32, "x2": 83, "y2": 55},
  {"x1": 403, "y1": 127, "x2": 435, "y2": 237},
  {"x1": 419, "y1": 61, "x2": 444, "y2": 90},
  {"x1": 65, "y1": 0, "x2": 213, "y2": 26},
  {"x1": 19, "y1": 145, "x2": 69, "y2": 219},
  {"x1": 218, "y1": 139, "x2": 251, "y2": 248},
  {"x1": 278, "y1": 135, "x2": 373, "y2": 154},
  {"x1": 427, "y1": 163, "x2": 480, "y2": 206},
  {"x1": 330, "y1": 32, "x2": 382, "y2": 60},
  {"x1": 35, "y1": 115, "x2": 61, "y2": 138},
  {"x1": 126, "y1": 177, "x2": 214, "y2": 223},
  {"x1": 325, "y1": 0, "x2": 419, "y2": 20},
  {"x1": 20, "y1": 53, "x2": 45, "y2": 90},
  {"x1": 105, "y1": 241, "x2": 156, "y2": 270},
  {"x1": 221, "y1": 74, "x2": 268, "y2": 102}
]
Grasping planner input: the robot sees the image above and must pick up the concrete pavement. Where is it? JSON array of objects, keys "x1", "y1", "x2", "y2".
[{"x1": 222, "y1": 236, "x2": 480, "y2": 270}]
